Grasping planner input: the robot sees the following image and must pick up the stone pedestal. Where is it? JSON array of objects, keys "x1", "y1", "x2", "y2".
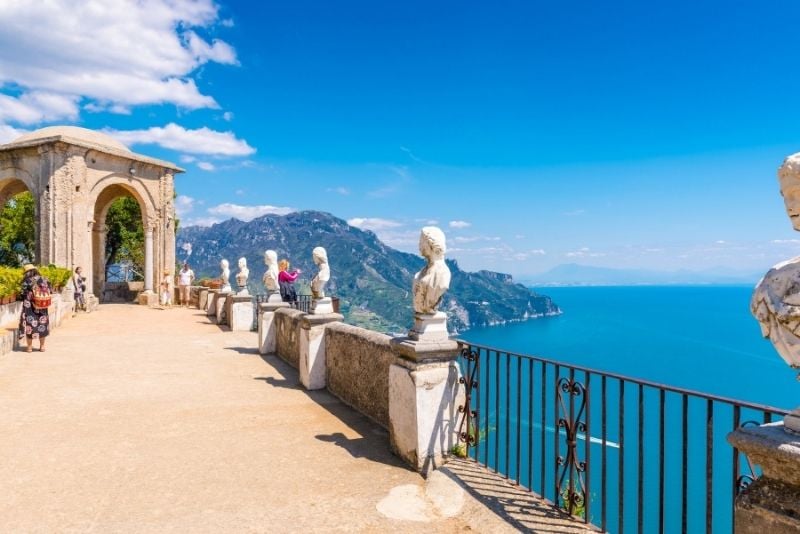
[
  {"x1": 298, "y1": 312, "x2": 343, "y2": 390},
  {"x1": 785, "y1": 409, "x2": 800, "y2": 433},
  {"x1": 409, "y1": 311, "x2": 448, "y2": 342},
  {"x1": 215, "y1": 291, "x2": 230, "y2": 325},
  {"x1": 389, "y1": 338, "x2": 463, "y2": 475},
  {"x1": 267, "y1": 291, "x2": 282, "y2": 304},
  {"x1": 311, "y1": 296, "x2": 334, "y2": 314},
  {"x1": 225, "y1": 294, "x2": 254, "y2": 331},
  {"x1": 198, "y1": 288, "x2": 209, "y2": 310},
  {"x1": 206, "y1": 289, "x2": 220, "y2": 315},
  {"x1": 138, "y1": 290, "x2": 158, "y2": 307},
  {"x1": 258, "y1": 301, "x2": 291, "y2": 354},
  {"x1": 727, "y1": 422, "x2": 800, "y2": 533}
]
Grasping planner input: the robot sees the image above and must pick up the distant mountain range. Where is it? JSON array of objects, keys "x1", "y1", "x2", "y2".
[
  {"x1": 523, "y1": 263, "x2": 762, "y2": 287},
  {"x1": 177, "y1": 211, "x2": 560, "y2": 333}
]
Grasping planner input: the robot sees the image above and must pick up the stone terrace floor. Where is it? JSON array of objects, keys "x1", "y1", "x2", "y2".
[{"x1": 0, "y1": 304, "x2": 593, "y2": 533}]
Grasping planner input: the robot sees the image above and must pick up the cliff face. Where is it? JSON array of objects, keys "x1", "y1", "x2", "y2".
[{"x1": 177, "y1": 211, "x2": 560, "y2": 333}]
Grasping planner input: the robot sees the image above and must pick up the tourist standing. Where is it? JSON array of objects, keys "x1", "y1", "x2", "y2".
[
  {"x1": 72, "y1": 266, "x2": 87, "y2": 314},
  {"x1": 160, "y1": 270, "x2": 173, "y2": 307},
  {"x1": 278, "y1": 259, "x2": 301, "y2": 306},
  {"x1": 177, "y1": 262, "x2": 195, "y2": 307},
  {"x1": 19, "y1": 264, "x2": 51, "y2": 353}
]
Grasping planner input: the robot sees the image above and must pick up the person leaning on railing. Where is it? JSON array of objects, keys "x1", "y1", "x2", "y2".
[{"x1": 278, "y1": 259, "x2": 300, "y2": 307}]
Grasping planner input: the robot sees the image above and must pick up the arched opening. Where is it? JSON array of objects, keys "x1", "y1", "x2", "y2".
[
  {"x1": 0, "y1": 179, "x2": 36, "y2": 266},
  {"x1": 92, "y1": 184, "x2": 146, "y2": 302}
]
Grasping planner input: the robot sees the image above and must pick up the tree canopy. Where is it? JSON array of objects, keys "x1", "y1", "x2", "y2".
[
  {"x1": 0, "y1": 191, "x2": 35, "y2": 267},
  {"x1": 105, "y1": 196, "x2": 144, "y2": 279}
]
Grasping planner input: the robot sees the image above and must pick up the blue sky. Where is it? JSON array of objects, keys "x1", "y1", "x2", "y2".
[{"x1": 2, "y1": 0, "x2": 800, "y2": 277}]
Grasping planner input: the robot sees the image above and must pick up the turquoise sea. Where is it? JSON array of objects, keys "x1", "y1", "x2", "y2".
[
  {"x1": 457, "y1": 285, "x2": 796, "y2": 533},
  {"x1": 461, "y1": 285, "x2": 796, "y2": 409}
]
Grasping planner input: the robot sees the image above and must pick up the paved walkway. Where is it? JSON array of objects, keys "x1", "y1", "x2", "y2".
[{"x1": 0, "y1": 305, "x2": 477, "y2": 533}]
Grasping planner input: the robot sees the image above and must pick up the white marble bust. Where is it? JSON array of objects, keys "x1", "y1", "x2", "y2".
[
  {"x1": 753, "y1": 153, "x2": 800, "y2": 369},
  {"x1": 262, "y1": 250, "x2": 279, "y2": 293},
  {"x1": 236, "y1": 257, "x2": 249, "y2": 290},
  {"x1": 220, "y1": 258, "x2": 231, "y2": 292},
  {"x1": 412, "y1": 226, "x2": 451, "y2": 315},
  {"x1": 311, "y1": 246, "x2": 330, "y2": 299}
]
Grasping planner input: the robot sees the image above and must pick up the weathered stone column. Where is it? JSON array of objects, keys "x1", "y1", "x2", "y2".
[
  {"x1": 206, "y1": 288, "x2": 220, "y2": 316},
  {"x1": 198, "y1": 287, "x2": 209, "y2": 310},
  {"x1": 259, "y1": 301, "x2": 290, "y2": 354},
  {"x1": 389, "y1": 337, "x2": 463, "y2": 475},
  {"x1": 728, "y1": 423, "x2": 800, "y2": 533},
  {"x1": 144, "y1": 227, "x2": 154, "y2": 292},
  {"x1": 137, "y1": 226, "x2": 158, "y2": 306},
  {"x1": 227, "y1": 294, "x2": 254, "y2": 331},
  {"x1": 298, "y1": 312, "x2": 343, "y2": 390},
  {"x1": 215, "y1": 291, "x2": 231, "y2": 325}
]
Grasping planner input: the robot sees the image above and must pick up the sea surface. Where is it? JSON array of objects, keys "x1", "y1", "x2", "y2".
[
  {"x1": 456, "y1": 285, "x2": 796, "y2": 533},
  {"x1": 461, "y1": 285, "x2": 796, "y2": 409}
]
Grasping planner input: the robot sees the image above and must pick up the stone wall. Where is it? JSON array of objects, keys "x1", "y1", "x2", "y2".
[
  {"x1": 0, "y1": 293, "x2": 73, "y2": 357},
  {"x1": 324, "y1": 323, "x2": 397, "y2": 429},
  {"x1": 274, "y1": 307, "x2": 305, "y2": 369}
]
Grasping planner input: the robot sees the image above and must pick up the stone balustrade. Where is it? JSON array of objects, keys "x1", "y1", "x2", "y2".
[{"x1": 261, "y1": 305, "x2": 462, "y2": 475}]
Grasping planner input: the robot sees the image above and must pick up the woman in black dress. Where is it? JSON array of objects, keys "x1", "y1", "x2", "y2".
[{"x1": 19, "y1": 264, "x2": 51, "y2": 353}]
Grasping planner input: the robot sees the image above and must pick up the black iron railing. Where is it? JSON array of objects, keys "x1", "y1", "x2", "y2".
[
  {"x1": 250, "y1": 293, "x2": 314, "y2": 330},
  {"x1": 455, "y1": 342, "x2": 789, "y2": 534}
]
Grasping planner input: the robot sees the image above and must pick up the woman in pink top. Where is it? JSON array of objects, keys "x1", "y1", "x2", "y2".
[{"x1": 278, "y1": 259, "x2": 301, "y2": 306}]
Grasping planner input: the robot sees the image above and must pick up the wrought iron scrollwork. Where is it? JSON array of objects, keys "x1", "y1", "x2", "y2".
[
  {"x1": 555, "y1": 375, "x2": 588, "y2": 517},
  {"x1": 735, "y1": 420, "x2": 762, "y2": 496},
  {"x1": 457, "y1": 347, "x2": 479, "y2": 449}
]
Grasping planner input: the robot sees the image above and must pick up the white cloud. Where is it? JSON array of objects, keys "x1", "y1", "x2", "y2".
[
  {"x1": 106, "y1": 123, "x2": 255, "y2": 156},
  {"x1": 454, "y1": 236, "x2": 502, "y2": 243},
  {"x1": 715, "y1": 240, "x2": 727, "y2": 245},
  {"x1": 174, "y1": 195, "x2": 196, "y2": 217},
  {"x1": 772, "y1": 239, "x2": 800, "y2": 244},
  {"x1": 207, "y1": 203, "x2": 295, "y2": 221},
  {"x1": 449, "y1": 220, "x2": 471, "y2": 229},
  {"x1": 0, "y1": 0, "x2": 237, "y2": 117},
  {"x1": 529, "y1": 249, "x2": 546, "y2": 255},
  {"x1": 347, "y1": 217, "x2": 403, "y2": 231},
  {"x1": 566, "y1": 247, "x2": 606, "y2": 258},
  {"x1": 182, "y1": 216, "x2": 222, "y2": 228},
  {"x1": 326, "y1": 186, "x2": 350, "y2": 195},
  {"x1": 0, "y1": 91, "x2": 79, "y2": 124},
  {"x1": 235, "y1": 189, "x2": 245, "y2": 196},
  {"x1": 220, "y1": 18, "x2": 235, "y2": 28},
  {"x1": 0, "y1": 124, "x2": 27, "y2": 144},
  {"x1": 222, "y1": 111, "x2": 234, "y2": 121},
  {"x1": 197, "y1": 161, "x2": 216, "y2": 171},
  {"x1": 179, "y1": 154, "x2": 197, "y2": 163}
]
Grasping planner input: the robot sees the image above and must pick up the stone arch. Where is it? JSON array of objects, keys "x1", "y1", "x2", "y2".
[
  {"x1": 88, "y1": 176, "x2": 155, "y2": 299},
  {"x1": 0, "y1": 166, "x2": 39, "y2": 264},
  {"x1": 0, "y1": 166, "x2": 37, "y2": 207},
  {"x1": 89, "y1": 173, "x2": 156, "y2": 227}
]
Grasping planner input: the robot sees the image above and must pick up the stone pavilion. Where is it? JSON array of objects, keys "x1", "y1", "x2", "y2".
[{"x1": 0, "y1": 126, "x2": 182, "y2": 301}]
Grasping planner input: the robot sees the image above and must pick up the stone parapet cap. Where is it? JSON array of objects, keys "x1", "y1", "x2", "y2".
[
  {"x1": 259, "y1": 302, "x2": 291, "y2": 312},
  {"x1": 728, "y1": 422, "x2": 800, "y2": 486},
  {"x1": 326, "y1": 322, "x2": 393, "y2": 346},
  {"x1": 227, "y1": 295, "x2": 253, "y2": 303},
  {"x1": 301, "y1": 313, "x2": 344, "y2": 329},
  {"x1": 390, "y1": 337, "x2": 460, "y2": 365}
]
